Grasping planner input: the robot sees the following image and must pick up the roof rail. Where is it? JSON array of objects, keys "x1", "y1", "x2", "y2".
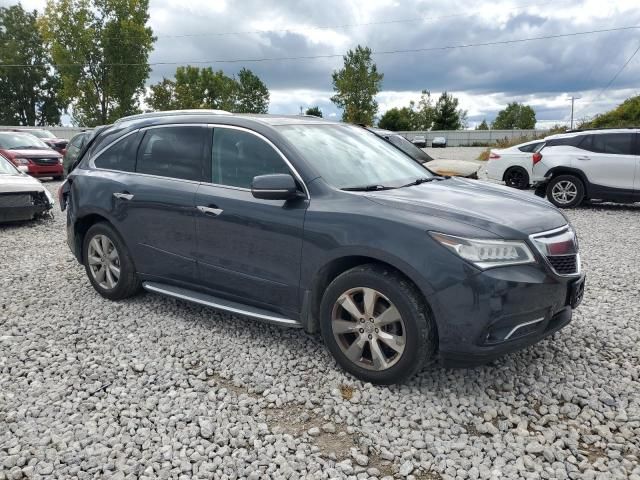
[
  {"x1": 565, "y1": 126, "x2": 639, "y2": 133},
  {"x1": 114, "y1": 109, "x2": 232, "y2": 124}
]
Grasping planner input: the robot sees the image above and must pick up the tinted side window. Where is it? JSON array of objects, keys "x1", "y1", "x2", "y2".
[
  {"x1": 136, "y1": 126, "x2": 206, "y2": 181},
  {"x1": 94, "y1": 132, "x2": 140, "y2": 172},
  {"x1": 518, "y1": 142, "x2": 542, "y2": 153},
  {"x1": 211, "y1": 128, "x2": 290, "y2": 188},
  {"x1": 582, "y1": 133, "x2": 634, "y2": 155},
  {"x1": 545, "y1": 135, "x2": 586, "y2": 148}
]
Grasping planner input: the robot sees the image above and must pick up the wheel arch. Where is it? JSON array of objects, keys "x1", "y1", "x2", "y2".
[
  {"x1": 73, "y1": 212, "x2": 122, "y2": 264},
  {"x1": 543, "y1": 167, "x2": 591, "y2": 197},
  {"x1": 302, "y1": 254, "x2": 437, "y2": 338}
]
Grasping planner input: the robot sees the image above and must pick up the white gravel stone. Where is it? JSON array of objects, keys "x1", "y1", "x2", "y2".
[{"x1": 1, "y1": 181, "x2": 639, "y2": 480}]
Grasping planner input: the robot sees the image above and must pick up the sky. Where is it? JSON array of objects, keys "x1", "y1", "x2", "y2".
[{"x1": 5, "y1": 0, "x2": 640, "y2": 127}]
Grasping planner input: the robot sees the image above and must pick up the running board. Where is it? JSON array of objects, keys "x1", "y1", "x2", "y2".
[{"x1": 143, "y1": 281, "x2": 302, "y2": 328}]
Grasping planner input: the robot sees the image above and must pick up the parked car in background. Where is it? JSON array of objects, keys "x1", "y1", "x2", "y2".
[
  {"x1": 412, "y1": 134, "x2": 426, "y2": 148},
  {"x1": 61, "y1": 111, "x2": 584, "y2": 384},
  {"x1": 369, "y1": 128, "x2": 481, "y2": 178},
  {"x1": 64, "y1": 130, "x2": 92, "y2": 174},
  {"x1": 8, "y1": 128, "x2": 69, "y2": 154},
  {"x1": 432, "y1": 136, "x2": 447, "y2": 148},
  {"x1": 0, "y1": 132, "x2": 64, "y2": 180},
  {"x1": 0, "y1": 153, "x2": 54, "y2": 222},
  {"x1": 532, "y1": 128, "x2": 640, "y2": 208},
  {"x1": 486, "y1": 139, "x2": 546, "y2": 189}
]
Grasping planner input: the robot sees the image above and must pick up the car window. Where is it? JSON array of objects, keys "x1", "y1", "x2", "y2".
[
  {"x1": 211, "y1": 128, "x2": 290, "y2": 188},
  {"x1": 581, "y1": 133, "x2": 634, "y2": 155},
  {"x1": 70, "y1": 133, "x2": 86, "y2": 148},
  {"x1": 518, "y1": 142, "x2": 542, "y2": 153},
  {"x1": 94, "y1": 132, "x2": 140, "y2": 172},
  {"x1": 544, "y1": 135, "x2": 585, "y2": 149},
  {"x1": 387, "y1": 135, "x2": 433, "y2": 162},
  {"x1": 136, "y1": 126, "x2": 206, "y2": 181}
]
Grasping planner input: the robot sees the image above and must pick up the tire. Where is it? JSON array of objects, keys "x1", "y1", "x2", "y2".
[
  {"x1": 53, "y1": 175, "x2": 64, "y2": 181},
  {"x1": 503, "y1": 167, "x2": 530, "y2": 190},
  {"x1": 546, "y1": 174, "x2": 585, "y2": 208},
  {"x1": 83, "y1": 222, "x2": 141, "y2": 300},
  {"x1": 319, "y1": 264, "x2": 436, "y2": 384}
]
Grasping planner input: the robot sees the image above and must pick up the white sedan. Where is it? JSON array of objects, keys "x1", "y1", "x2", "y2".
[
  {"x1": 485, "y1": 139, "x2": 545, "y2": 189},
  {"x1": 0, "y1": 153, "x2": 54, "y2": 222}
]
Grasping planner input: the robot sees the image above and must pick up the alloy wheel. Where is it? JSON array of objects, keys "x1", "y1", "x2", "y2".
[
  {"x1": 551, "y1": 180, "x2": 578, "y2": 205},
  {"x1": 87, "y1": 234, "x2": 121, "y2": 290},
  {"x1": 331, "y1": 287, "x2": 406, "y2": 371}
]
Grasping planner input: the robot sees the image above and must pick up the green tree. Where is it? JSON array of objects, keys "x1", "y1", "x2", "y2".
[
  {"x1": 476, "y1": 119, "x2": 489, "y2": 130},
  {"x1": 0, "y1": 5, "x2": 64, "y2": 125},
  {"x1": 305, "y1": 106, "x2": 323, "y2": 117},
  {"x1": 331, "y1": 45, "x2": 383, "y2": 124},
  {"x1": 492, "y1": 102, "x2": 536, "y2": 129},
  {"x1": 410, "y1": 90, "x2": 435, "y2": 130},
  {"x1": 378, "y1": 107, "x2": 415, "y2": 131},
  {"x1": 432, "y1": 92, "x2": 466, "y2": 130},
  {"x1": 40, "y1": 0, "x2": 155, "y2": 126},
  {"x1": 235, "y1": 68, "x2": 269, "y2": 113},
  {"x1": 147, "y1": 66, "x2": 269, "y2": 113},
  {"x1": 583, "y1": 95, "x2": 640, "y2": 128}
]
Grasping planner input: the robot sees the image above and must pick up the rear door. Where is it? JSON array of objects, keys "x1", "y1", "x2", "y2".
[
  {"x1": 194, "y1": 125, "x2": 307, "y2": 316},
  {"x1": 92, "y1": 125, "x2": 207, "y2": 283},
  {"x1": 575, "y1": 133, "x2": 636, "y2": 197}
]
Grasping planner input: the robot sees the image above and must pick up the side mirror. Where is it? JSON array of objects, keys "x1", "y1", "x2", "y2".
[{"x1": 251, "y1": 174, "x2": 301, "y2": 201}]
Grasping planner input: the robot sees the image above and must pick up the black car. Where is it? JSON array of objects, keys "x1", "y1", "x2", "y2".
[{"x1": 61, "y1": 111, "x2": 585, "y2": 384}]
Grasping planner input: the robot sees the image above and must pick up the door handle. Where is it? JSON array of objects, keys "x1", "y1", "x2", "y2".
[
  {"x1": 576, "y1": 156, "x2": 591, "y2": 161},
  {"x1": 197, "y1": 205, "x2": 224, "y2": 216},
  {"x1": 113, "y1": 192, "x2": 134, "y2": 200}
]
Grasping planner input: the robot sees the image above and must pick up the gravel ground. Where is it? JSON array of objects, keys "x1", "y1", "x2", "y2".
[{"x1": 1, "y1": 180, "x2": 639, "y2": 480}]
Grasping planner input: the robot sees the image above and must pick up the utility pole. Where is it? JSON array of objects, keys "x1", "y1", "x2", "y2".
[
  {"x1": 299, "y1": 106, "x2": 304, "y2": 115},
  {"x1": 569, "y1": 96, "x2": 581, "y2": 129}
]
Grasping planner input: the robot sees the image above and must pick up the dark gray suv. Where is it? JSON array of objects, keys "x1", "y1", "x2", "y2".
[{"x1": 61, "y1": 111, "x2": 585, "y2": 384}]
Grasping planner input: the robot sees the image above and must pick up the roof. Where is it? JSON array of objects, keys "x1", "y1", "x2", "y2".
[
  {"x1": 114, "y1": 110, "x2": 335, "y2": 127},
  {"x1": 547, "y1": 127, "x2": 639, "y2": 139}
]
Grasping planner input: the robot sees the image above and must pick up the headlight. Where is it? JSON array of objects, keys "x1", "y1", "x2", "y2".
[
  {"x1": 430, "y1": 232, "x2": 535, "y2": 269},
  {"x1": 58, "y1": 158, "x2": 63, "y2": 164},
  {"x1": 14, "y1": 157, "x2": 31, "y2": 165}
]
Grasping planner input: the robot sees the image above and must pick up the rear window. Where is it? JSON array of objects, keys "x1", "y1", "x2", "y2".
[
  {"x1": 518, "y1": 142, "x2": 543, "y2": 152},
  {"x1": 544, "y1": 135, "x2": 586, "y2": 148},
  {"x1": 580, "y1": 133, "x2": 634, "y2": 155}
]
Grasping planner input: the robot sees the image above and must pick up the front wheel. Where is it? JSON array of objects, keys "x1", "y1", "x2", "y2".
[
  {"x1": 546, "y1": 175, "x2": 584, "y2": 208},
  {"x1": 83, "y1": 222, "x2": 141, "y2": 300},
  {"x1": 319, "y1": 264, "x2": 436, "y2": 384}
]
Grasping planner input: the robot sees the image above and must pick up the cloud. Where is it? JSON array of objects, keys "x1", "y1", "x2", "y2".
[{"x1": 4, "y1": 0, "x2": 640, "y2": 125}]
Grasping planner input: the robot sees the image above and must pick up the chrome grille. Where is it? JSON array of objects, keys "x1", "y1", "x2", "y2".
[{"x1": 31, "y1": 157, "x2": 59, "y2": 165}]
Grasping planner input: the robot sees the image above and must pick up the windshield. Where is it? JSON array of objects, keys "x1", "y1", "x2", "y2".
[
  {"x1": 277, "y1": 124, "x2": 433, "y2": 189},
  {"x1": 386, "y1": 135, "x2": 434, "y2": 163},
  {"x1": 0, "y1": 155, "x2": 19, "y2": 175},
  {"x1": 0, "y1": 133, "x2": 50, "y2": 150},
  {"x1": 21, "y1": 129, "x2": 55, "y2": 139}
]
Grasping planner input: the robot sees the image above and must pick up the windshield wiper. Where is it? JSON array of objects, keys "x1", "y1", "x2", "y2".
[
  {"x1": 341, "y1": 184, "x2": 395, "y2": 192},
  {"x1": 399, "y1": 177, "x2": 435, "y2": 188}
]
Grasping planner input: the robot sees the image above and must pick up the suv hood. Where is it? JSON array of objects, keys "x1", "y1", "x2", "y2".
[{"x1": 365, "y1": 177, "x2": 567, "y2": 237}]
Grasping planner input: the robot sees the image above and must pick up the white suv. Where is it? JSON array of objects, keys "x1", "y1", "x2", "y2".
[{"x1": 532, "y1": 129, "x2": 640, "y2": 208}]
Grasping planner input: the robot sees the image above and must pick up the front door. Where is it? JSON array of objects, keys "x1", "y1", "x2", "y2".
[{"x1": 194, "y1": 126, "x2": 307, "y2": 316}]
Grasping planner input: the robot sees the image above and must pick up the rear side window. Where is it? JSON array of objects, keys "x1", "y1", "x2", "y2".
[
  {"x1": 518, "y1": 142, "x2": 542, "y2": 152},
  {"x1": 136, "y1": 126, "x2": 206, "y2": 181},
  {"x1": 210, "y1": 128, "x2": 290, "y2": 188},
  {"x1": 94, "y1": 133, "x2": 140, "y2": 172},
  {"x1": 580, "y1": 133, "x2": 634, "y2": 155},
  {"x1": 544, "y1": 135, "x2": 586, "y2": 148}
]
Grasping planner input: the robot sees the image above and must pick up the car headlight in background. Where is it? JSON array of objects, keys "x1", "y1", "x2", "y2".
[
  {"x1": 14, "y1": 157, "x2": 31, "y2": 165},
  {"x1": 430, "y1": 232, "x2": 535, "y2": 269},
  {"x1": 58, "y1": 158, "x2": 63, "y2": 164}
]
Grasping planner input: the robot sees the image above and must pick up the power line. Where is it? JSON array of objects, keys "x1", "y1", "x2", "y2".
[{"x1": 1, "y1": 24, "x2": 638, "y2": 69}]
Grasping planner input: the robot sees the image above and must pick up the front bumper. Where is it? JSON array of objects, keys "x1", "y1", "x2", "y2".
[
  {"x1": 429, "y1": 263, "x2": 585, "y2": 367},
  {"x1": 27, "y1": 163, "x2": 63, "y2": 177}
]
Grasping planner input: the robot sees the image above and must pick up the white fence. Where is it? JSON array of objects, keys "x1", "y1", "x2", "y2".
[{"x1": 398, "y1": 129, "x2": 549, "y2": 147}]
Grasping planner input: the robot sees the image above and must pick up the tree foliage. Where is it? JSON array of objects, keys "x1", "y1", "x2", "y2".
[
  {"x1": 378, "y1": 107, "x2": 414, "y2": 131},
  {"x1": 432, "y1": 92, "x2": 467, "y2": 130},
  {"x1": 0, "y1": 5, "x2": 64, "y2": 125},
  {"x1": 331, "y1": 45, "x2": 383, "y2": 124},
  {"x1": 492, "y1": 102, "x2": 536, "y2": 129},
  {"x1": 147, "y1": 66, "x2": 269, "y2": 113},
  {"x1": 582, "y1": 95, "x2": 640, "y2": 128},
  {"x1": 40, "y1": 0, "x2": 155, "y2": 126},
  {"x1": 476, "y1": 119, "x2": 489, "y2": 130},
  {"x1": 305, "y1": 106, "x2": 323, "y2": 117}
]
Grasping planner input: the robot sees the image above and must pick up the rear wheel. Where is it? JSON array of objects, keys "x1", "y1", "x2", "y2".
[
  {"x1": 83, "y1": 222, "x2": 140, "y2": 300},
  {"x1": 319, "y1": 264, "x2": 436, "y2": 384},
  {"x1": 504, "y1": 167, "x2": 530, "y2": 189},
  {"x1": 546, "y1": 174, "x2": 584, "y2": 208}
]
